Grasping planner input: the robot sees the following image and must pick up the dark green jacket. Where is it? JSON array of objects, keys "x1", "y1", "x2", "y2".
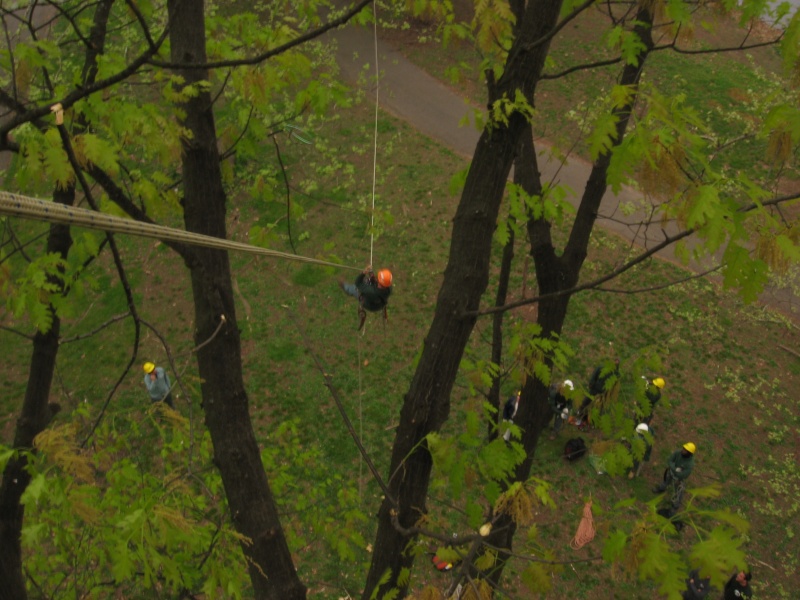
[
  {"x1": 355, "y1": 272, "x2": 392, "y2": 312},
  {"x1": 667, "y1": 449, "x2": 694, "y2": 480},
  {"x1": 645, "y1": 382, "x2": 662, "y2": 409}
]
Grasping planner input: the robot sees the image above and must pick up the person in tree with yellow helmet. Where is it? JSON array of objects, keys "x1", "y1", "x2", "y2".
[
  {"x1": 143, "y1": 361, "x2": 174, "y2": 408},
  {"x1": 642, "y1": 376, "x2": 665, "y2": 424},
  {"x1": 654, "y1": 442, "x2": 695, "y2": 510},
  {"x1": 340, "y1": 265, "x2": 393, "y2": 330}
]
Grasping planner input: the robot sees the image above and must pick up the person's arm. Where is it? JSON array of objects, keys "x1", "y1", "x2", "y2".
[
  {"x1": 668, "y1": 451, "x2": 678, "y2": 472},
  {"x1": 674, "y1": 457, "x2": 693, "y2": 479}
]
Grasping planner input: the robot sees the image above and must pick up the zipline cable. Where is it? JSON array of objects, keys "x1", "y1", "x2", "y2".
[{"x1": 0, "y1": 191, "x2": 362, "y2": 272}]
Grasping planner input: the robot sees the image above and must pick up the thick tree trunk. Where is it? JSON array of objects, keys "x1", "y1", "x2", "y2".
[
  {"x1": 166, "y1": 1, "x2": 305, "y2": 598},
  {"x1": 484, "y1": 6, "x2": 656, "y2": 587},
  {"x1": 362, "y1": 1, "x2": 565, "y2": 597},
  {"x1": 0, "y1": 4, "x2": 112, "y2": 596},
  {"x1": 0, "y1": 196, "x2": 72, "y2": 600}
]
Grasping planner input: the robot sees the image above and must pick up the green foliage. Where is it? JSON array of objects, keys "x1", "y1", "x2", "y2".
[
  {"x1": 15, "y1": 410, "x2": 250, "y2": 598},
  {"x1": 689, "y1": 526, "x2": 747, "y2": 589}
]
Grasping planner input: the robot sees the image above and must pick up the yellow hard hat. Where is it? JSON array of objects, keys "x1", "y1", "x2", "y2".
[
  {"x1": 653, "y1": 377, "x2": 666, "y2": 389},
  {"x1": 683, "y1": 442, "x2": 696, "y2": 454},
  {"x1": 143, "y1": 362, "x2": 155, "y2": 374}
]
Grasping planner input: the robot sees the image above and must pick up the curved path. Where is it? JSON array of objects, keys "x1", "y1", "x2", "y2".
[{"x1": 332, "y1": 21, "x2": 799, "y2": 319}]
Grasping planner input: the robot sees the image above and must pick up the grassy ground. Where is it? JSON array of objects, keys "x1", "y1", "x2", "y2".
[{"x1": 1, "y1": 5, "x2": 800, "y2": 600}]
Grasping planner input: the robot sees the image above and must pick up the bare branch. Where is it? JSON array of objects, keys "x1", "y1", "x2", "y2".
[
  {"x1": 148, "y1": 0, "x2": 376, "y2": 70},
  {"x1": 59, "y1": 311, "x2": 132, "y2": 343},
  {"x1": 285, "y1": 307, "x2": 396, "y2": 506}
]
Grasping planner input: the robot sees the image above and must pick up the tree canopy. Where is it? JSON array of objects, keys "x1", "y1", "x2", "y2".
[{"x1": 1, "y1": 0, "x2": 799, "y2": 598}]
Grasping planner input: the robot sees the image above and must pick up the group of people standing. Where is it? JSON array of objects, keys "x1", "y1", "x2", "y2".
[{"x1": 501, "y1": 359, "x2": 752, "y2": 598}]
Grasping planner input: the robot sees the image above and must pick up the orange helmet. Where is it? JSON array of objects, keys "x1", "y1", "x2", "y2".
[{"x1": 377, "y1": 269, "x2": 392, "y2": 288}]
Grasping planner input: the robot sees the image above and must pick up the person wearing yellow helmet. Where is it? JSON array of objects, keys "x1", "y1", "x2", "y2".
[
  {"x1": 642, "y1": 376, "x2": 665, "y2": 424},
  {"x1": 143, "y1": 361, "x2": 174, "y2": 408},
  {"x1": 339, "y1": 265, "x2": 393, "y2": 330},
  {"x1": 654, "y1": 442, "x2": 695, "y2": 510}
]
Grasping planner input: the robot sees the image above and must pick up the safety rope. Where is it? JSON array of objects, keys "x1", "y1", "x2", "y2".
[
  {"x1": 0, "y1": 191, "x2": 361, "y2": 272},
  {"x1": 369, "y1": 1, "x2": 379, "y2": 268},
  {"x1": 356, "y1": 1, "x2": 383, "y2": 495},
  {"x1": 570, "y1": 500, "x2": 596, "y2": 549}
]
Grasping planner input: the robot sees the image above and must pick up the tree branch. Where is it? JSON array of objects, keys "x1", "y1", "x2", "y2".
[{"x1": 148, "y1": 0, "x2": 376, "y2": 70}]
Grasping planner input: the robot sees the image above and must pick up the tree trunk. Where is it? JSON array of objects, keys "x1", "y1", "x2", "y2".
[
  {"x1": 166, "y1": 1, "x2": 305, "y2": 598},
  {"x1": 362, "y1": 1, "x2": 565, "y2": 597},
  {"x1": 0, "y1": 3, "x2": 113, "y2": 596},
  {"x1": 0, "y1": 193, "x2": 72, "y2": 600},
  {"x1": 484, "y1": 5, "x2": 656, "y2": 586}
]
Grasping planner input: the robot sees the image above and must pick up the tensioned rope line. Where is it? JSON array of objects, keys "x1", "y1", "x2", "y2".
[
  {"x1": 368, "y1": 1, "x2": 379, "y2": 267},
  {"x1": 0, "y1": 191, "x2": 361, "y2": 272}
]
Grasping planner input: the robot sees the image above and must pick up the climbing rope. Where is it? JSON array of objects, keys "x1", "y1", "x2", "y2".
[
  {"x1": 368, "y1": 0, "x2": 379, "y2": 267},
  {"x1": 0, "y1": 191, "x2": 361, "y2": 272},
  {"x1": 570, "y1": 500, "x2": 596, "y2": 549}
]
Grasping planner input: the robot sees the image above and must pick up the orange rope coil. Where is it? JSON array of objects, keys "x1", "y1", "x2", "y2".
[{"x1": 570, "y1": 500, "x2": 596, "y2": 550}]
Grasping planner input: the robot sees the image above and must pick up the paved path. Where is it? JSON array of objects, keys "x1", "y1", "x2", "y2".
[{"x1": 332, "y1": 21, "x2": 799, "y2": 319}]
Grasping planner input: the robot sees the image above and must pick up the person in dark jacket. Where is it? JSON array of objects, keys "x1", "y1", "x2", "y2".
[
  {"x1": 628, "y1": 422, "x2": 654, "y2": 479},
  {"x1": 654, "y1": 442, "x2": 696, "y2": 510},
  {"x1": 723, "y1": 570, "x2": 752, "y2": 600},
  {"x1": 641, "y1": 376, "x2": 665, "y2": 424},
  {"x1": 548, "y1": 379, "x2": 573, "y2": 434},
  {"x1": 340, "y1": 265, "x2": 393, "y2": 330},
  {"x1": 682, "y1": 568, "x2": 711, "y2": 600},
  {"x1": 576, "y1": 358, "x2": 620, "y2": 425}
]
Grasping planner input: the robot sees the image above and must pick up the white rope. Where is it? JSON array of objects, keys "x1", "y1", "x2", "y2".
[
  {"x1": 0, "y1": 191, "x2": 361, "y2": 272},
  {"x1": 369, "y1": 0, "x2": 379, "y2": 268}
]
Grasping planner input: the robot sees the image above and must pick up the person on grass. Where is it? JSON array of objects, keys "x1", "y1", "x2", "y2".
[
  {"x1": 143, "y1": 361, "x2": 174, "y2": 408},
  {"x1": 654, "y1": 442, "x2": 695, "y2": 511},
  {"x1": 723, "y1": 570, "x2": 752, "y2": 600}
]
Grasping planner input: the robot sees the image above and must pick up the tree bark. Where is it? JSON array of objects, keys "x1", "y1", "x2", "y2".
[
  {"x1": 0, "y1": 192, "x2": 72, "y2": 600},
  {"x1": 484, "y1": 5, "x2": 656, "y2": 587},
  {"x1": 166, "y1": 1, "x2": 305, "y2": 598},
  {"x1": 362, "y1": 1, "x2": 565, "y2": 597},
  {"x1": 0, "y1": 3, "x2": 112, "y2": 597}
]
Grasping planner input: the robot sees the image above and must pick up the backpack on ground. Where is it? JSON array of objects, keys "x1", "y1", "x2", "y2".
[{"x1": 564, "y1": 437, "x2": 587, "y2": 461}]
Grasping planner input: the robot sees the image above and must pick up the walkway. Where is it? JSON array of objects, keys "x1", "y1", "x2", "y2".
[{"x1": 332, "y1": 20, "x2": 799, "y2": 319}]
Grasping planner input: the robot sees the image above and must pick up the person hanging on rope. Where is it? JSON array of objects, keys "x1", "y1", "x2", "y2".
[{"x1": 340, "y1": 265, "x2": 393, "y2": 330}]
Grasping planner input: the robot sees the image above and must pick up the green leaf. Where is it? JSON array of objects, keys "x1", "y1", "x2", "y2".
[
  {"x1": 0, "y1": 447, "x2": 15, "y2": 471},
  {"x1": 687, "y1": 185, "x2": 719, "y2": 229},
  {"x1": 689, "y1": 526, "x2": 747, "y2": 589},
  {"x1": 111, "y1": 539, "x2": 136, "y2": 583},
  {"x1": 21, "y1": 522, "x2": 46, "y2": 547},
  {"x1": 603, "y1": 529, "x2": 628, "y2": 562},
  {"x1": 722, "y1": 244, "x2": 768, "y2": 303},
  {"x1": 521, "y1": 562, "x2": 552, "y2": 594},
  {"x1": 475, "y1": 549, "x2": 496, "y2": 571},
  {"x1": 20, "y1": 473, "x2": 46, "y2": 505},
  {"x1": 588, "y1": 113, "x2": 619, "y2": 160},
  {"x1": 42, "y1": 128, "x2": 73, "y2": 190},
  {"x1": 696, "y1": 508, "x2": 750, "y2": 534}
]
